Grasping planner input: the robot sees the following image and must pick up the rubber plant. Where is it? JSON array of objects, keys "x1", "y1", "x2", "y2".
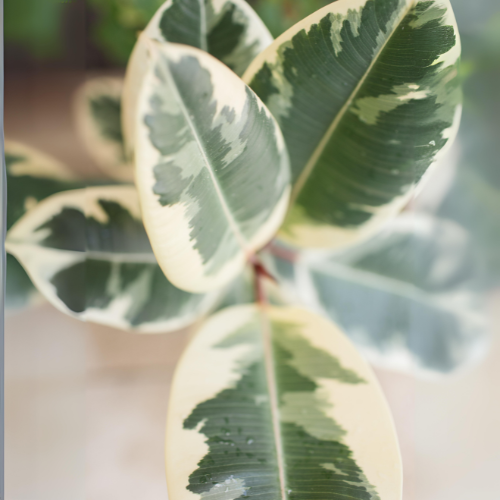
[{"x1": 5, "y1": 0, "x2": 465, "y2": 497}]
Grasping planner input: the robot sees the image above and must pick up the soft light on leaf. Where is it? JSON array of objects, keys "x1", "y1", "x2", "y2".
[
  {"x1": 244, "y1": 0, "x2": 462, "y2": 249},
  {"x1": 5, "y1": 186, "x2": 221, "y2": 333},
  {"x1": 135, "y1": 42, "x2": 291, "y2": 293},
  {"x1": 166, "y1": 305, "x2": 402, "y2": 500}
]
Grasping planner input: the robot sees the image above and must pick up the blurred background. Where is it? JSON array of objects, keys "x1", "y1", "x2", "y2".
[{"x1": 4, "y1": 0, "x2": 500, "y2": 498}]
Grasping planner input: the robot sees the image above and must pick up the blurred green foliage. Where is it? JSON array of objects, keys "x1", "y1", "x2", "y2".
[
  {"x1": 5, "y1": 0, "x2": 336, "y2": 64},
  {"x1": 5, "y1": 0, "x2": 66, "y2": 59},
  {"x1": 438, "y1": 4, "x2": 500, "y2": 288},
  {"x1": 87, "y1": 0, "x2": 165, "y2": 64},
  {"x1": 248, "y1": 0, "x2": 333, "y2": 38}
]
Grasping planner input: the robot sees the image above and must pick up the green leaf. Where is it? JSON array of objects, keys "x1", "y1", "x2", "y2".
[
  {"x1": 74, "y1": 77, "x2": 133, "y2": 182},
  {"x1": 123, "y1": 0, "x2": 273, "y2": 155},
  {"x1": 5, "y1": 141, "x2": 82, "y2": 309},
  {"x1": 135, "y1": 42, "x2": 291, "y2": 293},
  {"x1": 244, "y1": 0, "x2": 462, "y2": 248},
  {"x1": 263, "y1": 214, "x2": 488, "y2": 375},
  {"x1": 5, "y1": 186, "x2": 221, "y2": 333},
  {"x1": 166, "y1": 305, "x2": 402, "y2": 500}
]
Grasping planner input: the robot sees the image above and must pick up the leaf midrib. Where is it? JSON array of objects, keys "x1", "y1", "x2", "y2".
[
  {"x1": 5, "y1": 240, "x2": 159, "y2": 264},
  {"x1": 311, "y1": 259, "x2": 472, "y2": 317},
  {"x1": 259, "y1": 308, "x2": 288, "y2": 500},
  {"x1": 290, "y1": 0, "x2": 415, "y2": 206},
  {"x1": 157, "y1": 44, "x2": 250, "y2": 254}
]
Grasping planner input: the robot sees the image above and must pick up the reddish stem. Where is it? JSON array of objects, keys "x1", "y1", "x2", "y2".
[{"x1": 249, "y1": 255, "x2": 277, "y2": 304}]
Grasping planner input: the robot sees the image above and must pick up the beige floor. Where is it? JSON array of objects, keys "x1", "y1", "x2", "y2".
[{"x1": 5, "y1": 298, "x2": 500, "y2": 500}]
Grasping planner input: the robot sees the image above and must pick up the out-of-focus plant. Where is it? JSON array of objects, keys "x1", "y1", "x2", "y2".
[
  {"x1": 7, "y1": 0, "x2": 490, "y2": 495},
  {"x1": 247, "y1": 0, "x2": 333, "y2": 37},
  {"x1": 436, "y1": 3, "x2": 500, "y2": 289},
  {"x1": 4, "y1": 0, "x2": 67, "y2": 59},
  {"x1": 87, "y1": 0, "x2": 166, "y2": 64}
]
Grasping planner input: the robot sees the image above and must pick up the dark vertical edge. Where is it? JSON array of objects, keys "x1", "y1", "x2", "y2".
[{"x1": 0, "y1": 0, "x2": 4, "y2": 495}]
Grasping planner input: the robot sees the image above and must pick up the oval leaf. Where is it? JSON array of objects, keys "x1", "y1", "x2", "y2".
[
  {"x1": 244, "y1": 0, "x2": 462, "y2": 248},
  {"x1": 135, "y1": 42, "x2": 291, "y2": 293},
  {"x1": 123, "y1": 0, "x2": 273, "y2": 155},
  {"x1": 74, "y1": 77, "x2": 132, "y2": 181},
  {"x1": 5, "y1": 141, "x2": 82, "y2": 309},
  {"x1": 166, "y1": 304, "x2": 402, "y2": 500},
  {"x1": 262, "y1": 214, "x2": 488, "y2": 375},
  {"x1": 5, "y1": 186, "x2": 221, "y2": 333}
]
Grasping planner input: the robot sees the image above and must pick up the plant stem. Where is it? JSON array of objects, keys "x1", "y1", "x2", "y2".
[{"x1": 250, "y1": 255, "x2": 276, "y2": 304}]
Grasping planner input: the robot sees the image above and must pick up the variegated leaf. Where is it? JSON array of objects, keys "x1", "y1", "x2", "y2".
[
  {"x1": 135, "y1": 43, "x2": 291, "y2": 293},
  {"x1": 262, "y1": 214, "x2": 488, "y2": 375},
  {"x1": 122, "y1": 0, "x2": 273, "y2": 156},
  {"x1": 166, "y1": 305, "x2": 402, "y2": 500},
  {"x1": 244, "y1": 0, "x2": 462, "y2": 248},
  {"x1": 5, "y1": 186, "x2": 220, "y2": 333},
  {"x1": 5, "y1": 141, "x2": 82, "y2": 309},
  {"x1": 74, "y1": 77, "x2": 133, "y2": 181}
]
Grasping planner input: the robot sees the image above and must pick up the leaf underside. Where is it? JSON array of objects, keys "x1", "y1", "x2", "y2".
[{"x1": 263, "y1": 214, "x2": 487, "y2": 375}]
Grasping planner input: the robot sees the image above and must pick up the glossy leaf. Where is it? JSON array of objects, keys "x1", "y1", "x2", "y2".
[
  {"x1": 122, "y1": 0, "x2": 273, "y2": 155},
  {"x1": 166, "y1": 305, "x2": 402, "y2": 500},
  {"x1": 135, "y1": 42, "x2": 290, "y2": 293},
  {"x1": 263, "y1": 214, "x2": 488, "y2": 375},
  {"x1": 244, "y1": 0, "x2": 462, "y2": 248},
  {"x1": 5, "y1": 141, "x2": 82, "y2": 309},
  {"x1": 5, "y1": 186, "x2": 220, "y2": 333},
  {"x1": 74, "y1": 77, "x2": 132, "y2": 181}
]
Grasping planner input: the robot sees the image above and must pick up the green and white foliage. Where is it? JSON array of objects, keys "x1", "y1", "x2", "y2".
[
  {"x1": 5, "y1": 141, "x2": 82, "y2": 309},
  {"x1": 244, "y1": 0, "x2": 462, "y2": 249},
  {"x1": 167, "y1": 305, "x2": 402, "y2": 500},
  {"x1": 122, "y1": 0, "x2": 273, "y2": 156},
  {"x1": 5, "y1": 186, "x2": 220, "y2": 333},
  {"x1": 263, "y1": 214, "x2": 487, "y2": 375},
  {"x1": 135, "y1": 42, "x2": 291, "y2": 293},
  {"x1": 74, "y1": 77, "x2": 132, "y2": 181}
]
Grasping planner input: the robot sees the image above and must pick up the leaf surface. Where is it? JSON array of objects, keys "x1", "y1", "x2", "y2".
[
  {"x1": 244, "y1": 0, "x2": 462, "y2": 248},
  {"x1": 123, "y1": 0, "x2": 273, "y2": 154},
  {"x1": 135, "y1": 43, "x2": 290, "y2": 292},
  {"x1": 166, "y1": 304, "x2": 402, "y2": 500},
  {"x1": 5, "y1": 186, "x2": 220, "y2": 332},
  {"x1": 263, "y1": 214, "x2": 488, "y2": 374}
]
